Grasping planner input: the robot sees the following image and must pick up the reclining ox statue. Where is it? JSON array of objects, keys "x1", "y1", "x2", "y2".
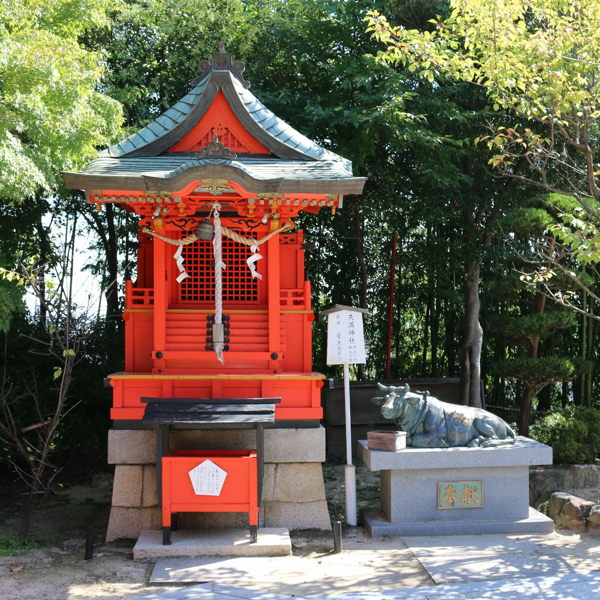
[{"x1": 372, "y1": 383, "x2": 517, "y2": 448}]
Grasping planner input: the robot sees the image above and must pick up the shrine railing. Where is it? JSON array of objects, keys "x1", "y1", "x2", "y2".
[
  {"x1": 125, "y1": 280, "x2": 154, "y2": 308},
  {"x1": 280, "y1": 281, "x2": 311, "y2": 310}
]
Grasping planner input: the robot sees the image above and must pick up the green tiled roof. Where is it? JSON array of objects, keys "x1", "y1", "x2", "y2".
[
  {"x1": 99, "y1": 70, "x2": 351, "y2": 170},
  {"x1": 99, "y1": 77, "x2": 210, "y2": 158},
  {"x1": 85, "y1": 156, "x2": 353, "y2": 181},
  {"x1": 64, "y1": 46, "x2": 365, "y2": 194}
]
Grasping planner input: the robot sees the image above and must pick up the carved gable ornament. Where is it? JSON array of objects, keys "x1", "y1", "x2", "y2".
[
  {"x1": 194, "y1": 41, "x2": 250, "y2": 89},
  {"x1": 195, "y1": 134, "x2": 238, "y2": 160}
]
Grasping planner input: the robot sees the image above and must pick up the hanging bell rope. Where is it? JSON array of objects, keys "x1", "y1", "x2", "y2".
[
  {"x1": 211, "y1": 204, "x2": 226, "y2": 365},
  {"x1": 141, "y1": 220, "x2": 294, "y2": 248}
]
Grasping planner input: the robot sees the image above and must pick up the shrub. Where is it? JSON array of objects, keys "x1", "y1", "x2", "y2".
[{"x1": 530, "y1": 407, "x2": 600, "y2": 465}]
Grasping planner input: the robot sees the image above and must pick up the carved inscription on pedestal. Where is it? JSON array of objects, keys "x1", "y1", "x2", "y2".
[
  {"x1": 438, "y1": 481, "x2": 484, "y2": 509},
  {"x1": 188, "y1": 459, "x2": 228, "y2": 496}
]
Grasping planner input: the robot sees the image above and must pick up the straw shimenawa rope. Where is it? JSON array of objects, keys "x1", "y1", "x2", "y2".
[{"x1": 142, "y1": 221, "x2": 294, "y2": 247}]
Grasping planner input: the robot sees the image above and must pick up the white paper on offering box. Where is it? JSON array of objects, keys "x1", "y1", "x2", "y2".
[{"x1": 326, "y1": 309, "x2": 366, "y2": 365}]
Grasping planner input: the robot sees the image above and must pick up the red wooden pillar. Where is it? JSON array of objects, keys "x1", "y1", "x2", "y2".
[
  {"x1": 267, "y1": 235, "x2": 281, "y2": 371},
  {"x1": 153, "y1": 234, "x2": 167, "y2": 371}
]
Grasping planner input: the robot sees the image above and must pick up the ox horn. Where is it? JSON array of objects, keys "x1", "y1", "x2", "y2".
[
  {"x1": 377, "y1": 382, "x2": 394, "y2": 393},
  {"x1": 372, "y1": 396, "x2": 385, "y2": 406}
]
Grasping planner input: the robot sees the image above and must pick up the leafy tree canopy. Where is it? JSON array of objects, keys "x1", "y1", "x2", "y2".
[
  {"x1": 0, "y1": 0, "x2": 122, "y2": 202},
  {"x1": 366, "y1": 0, "x2": 600, "y2": 251}
]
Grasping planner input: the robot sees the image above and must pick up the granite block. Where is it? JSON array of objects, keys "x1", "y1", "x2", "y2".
[
  {"x1": 108, "y1": 430, "x2": 156, "y2": 464},
  {"x1": 142, "y1": 465, "x2": 158, "y2": 507},
  {"x1": 264, "y1": 427, "x2": 325, "y2": 463},
  {"x1": 105, "y1": 506, "x2": 162, "y2": 542},
  {"x1": 112, "y1": 465, "x2": 143, "y2": 507},
  {"x1": 402, "y1": 534, "x2": 558, "y2": 557},
  {"x1": 129, "y1": 583, "x2": 214, "y2": 600},
  {"x1": 415, "y1": 551, "x2": 575, "y2": 584},
  {"x1": 109, "y1": 428, "x2": 326, "y2": 465},
  {"x1": 381, "y1": 465, "x2": 530, "y2": 523},
  {"x1": 359, "y1": 437, "x2": 552, "y2": 471},
  {"x1": 268, "y1": 463, "x2": 327, "y2": 503}
]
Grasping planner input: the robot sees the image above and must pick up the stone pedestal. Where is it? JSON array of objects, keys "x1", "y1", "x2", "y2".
[
  {"x1": 105, "y1": 426, "x2": 331, "y2": 542},
  {"x1": 359, "y1": 437, "x2": 554, "y2": 537}
]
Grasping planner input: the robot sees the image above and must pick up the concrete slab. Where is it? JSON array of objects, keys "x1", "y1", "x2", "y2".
[
  {"x1": 214, "y1": 583, "x2": 298, "y2": 600},
  {"x1": 129, "y1": 582, "x2": 214, "y2": 599},
  {"x1": 361, "y1": 506, "x2": 554, "y2": 537},
  {"x1": 416, "y1": 551, "x2": 576, "y2": 584},
  {"x1": 133, "y1": 528, "x2": 291, "y2": 560},
  {"x1": 299, "y1": 573, "x2": 597, "y2": 600},
  {"x1": 403, "y1": 534, "x2": 558, "y2": 557},
  {"x1": 148, "y1": 540, "x2": 431, "y2": 596},
  {"x1": 150, "y1": 556, "x2": 313, "y2": 584}
]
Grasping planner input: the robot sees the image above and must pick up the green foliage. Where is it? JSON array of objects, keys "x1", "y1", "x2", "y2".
[
  {"x1": 0, "y1": 279, "x2": 25, "y2": 332},
  {"x1": 0, "y1": 534, "x2": 63, "y2": 556},
  {"x1": 492, "y1": 356, "x2": 587, "y2": 387},
  {"x1": 500, "y1": 208, "x2": 553, "y2": 237},
  {"x1": 367, "y1": 1, "x2": 600, "y2": 273},
  {"x1": 490, "y1": 312, "x2": 577, "y2": 348},
  {"x1": 0, "y1": 312, "x2": 117, "y2": 471},
  {"x1": 531, "y1": 407, "x2": 600, "y2": 465},
  {"x1": 487, "y1": 272, "x2": 528, "y2": 301},
  {"x1": 88, "y1": 0, "x2": 256, "y2": 130},
  {"x1": 0, "y1": 0, "x2": 122, "y2": 202}
]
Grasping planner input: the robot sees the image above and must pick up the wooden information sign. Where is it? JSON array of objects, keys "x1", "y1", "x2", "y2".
[{"x1": 321, "y1": 305, "x2": 368, "y2": 527}]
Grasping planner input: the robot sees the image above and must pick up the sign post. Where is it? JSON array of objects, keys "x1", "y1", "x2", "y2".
[{"x1": 321, "y1": 304, "x2": 367, "y2": 526}]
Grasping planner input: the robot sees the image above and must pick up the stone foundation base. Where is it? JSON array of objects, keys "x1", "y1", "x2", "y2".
[
  {"x1": 106, "y1": 427, "x2": 331, "y2": 542},
  {"x1": 361, "y1": 506, "x2": 554, "y2": 537}
]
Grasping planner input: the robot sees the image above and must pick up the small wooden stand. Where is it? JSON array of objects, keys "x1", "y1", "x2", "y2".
[
  {"x1": 142, "y1": 397, "x2": 280, "y2": 545},
  {"x1": 162, "y1": 450, "x2": 258, "y2": 545}
]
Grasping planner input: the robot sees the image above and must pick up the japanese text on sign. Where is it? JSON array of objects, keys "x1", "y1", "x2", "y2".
[
  {"x1": 438, "y1": 481, "x2": 484, "y2": 509},
  {"x1": 326, "y1": 310, "x2": 366, "y2": 365},
  {"x1": 188, "y1": 459, "x2": 228, "y2": 496}
]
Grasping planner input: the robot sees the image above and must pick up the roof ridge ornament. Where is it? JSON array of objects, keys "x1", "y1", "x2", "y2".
[
  {"x1": 195, "y1": 134, "x2": 238, "y2": 160},
  {"x1": 194, "y1": 41, "x2": 250, "y2": 88}
]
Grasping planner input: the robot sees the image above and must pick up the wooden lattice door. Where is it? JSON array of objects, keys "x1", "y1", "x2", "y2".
[{"x1": 178, "y1": 236, "x2": 259, "y2": 304}]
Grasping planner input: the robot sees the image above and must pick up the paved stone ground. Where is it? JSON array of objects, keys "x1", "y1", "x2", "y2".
[
  {"x1": 134, "y1": 573, "x2": 600, "y2": 600},
  {"x1": 131, "y1": 531, "x2": 600, "y2": 600}
]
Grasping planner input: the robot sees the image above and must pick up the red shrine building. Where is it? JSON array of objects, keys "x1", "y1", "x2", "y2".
[{"x1": 64, "y1": 44, "x2": 365, "y2": 542}]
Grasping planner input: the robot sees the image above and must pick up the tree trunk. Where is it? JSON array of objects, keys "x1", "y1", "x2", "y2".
[
  {"x1": 36, "y1": 217, "x2": 49, "y2": 326},
  {"x1": 422, "y1": 297, "x2": 430, "y2": 376},
  {"x1": 104, "y1": 204, "x2": 120, "y2": 325},
  {"x1": 518, "y1": 291, "x2": 546, "y2": 435},
  {"x1": 459, "y1": 262, "x2": 483, "y2": 407},
  {"x1": 431, "y1": 291, "x2": 440, "y2": 377},
  {"x1": 354, "y1": 205, "x2": 367, "y2": 380},
  {"x1": 518, "y1": 382, "x2": 536, "y2": 436}
]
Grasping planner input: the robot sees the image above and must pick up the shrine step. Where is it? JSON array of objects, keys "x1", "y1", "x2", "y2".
[{"x1": 133, "y1": 528, "x2": 291, "y2": 560}]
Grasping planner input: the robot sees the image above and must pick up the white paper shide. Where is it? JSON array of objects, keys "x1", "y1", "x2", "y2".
[{"x1": 188, "y1": 459, "x2": 227, "y2": 496}]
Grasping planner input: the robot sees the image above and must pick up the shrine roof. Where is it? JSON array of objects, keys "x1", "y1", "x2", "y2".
[
  {"x1": 63, "y1": 44, "x2": 365, "y2": 196},
  {"x1": 63, "y1": 155, "x2": 363, "y2": 195},
  {"x1": 99, "y1": 74, "x2": 348, "y2": 168}
]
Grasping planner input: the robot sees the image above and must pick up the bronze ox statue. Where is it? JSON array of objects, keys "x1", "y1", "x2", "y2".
[{"x1": 372, "y1": 383, "x2": 517, "y2": 448}]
